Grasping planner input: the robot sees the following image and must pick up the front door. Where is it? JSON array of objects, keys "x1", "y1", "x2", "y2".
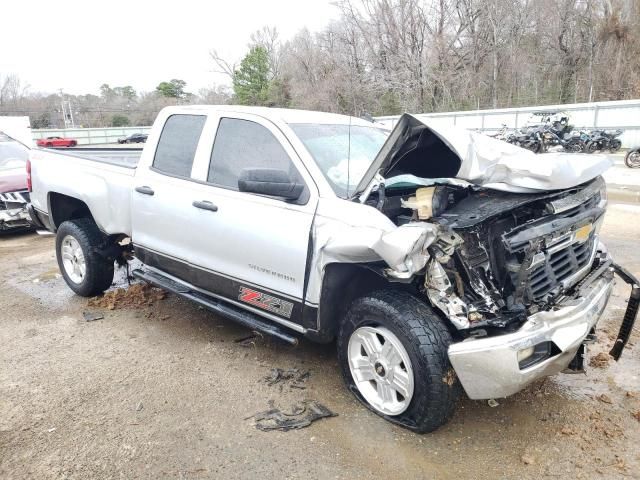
[
  {"x1": 131, "y1": 111, "x2": 318, "y2": 329},
  {"x1": 185, "y1": 113, "x2": 318, "y2": 328}
]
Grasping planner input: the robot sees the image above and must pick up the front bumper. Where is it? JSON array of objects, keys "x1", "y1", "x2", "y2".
[{"x1": 448, "y1": 273, "x2": 614, "y2": 399}]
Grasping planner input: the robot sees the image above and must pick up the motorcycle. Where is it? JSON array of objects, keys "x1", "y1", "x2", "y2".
[
  {"x1": 507, "y1": 127, "x2": 543, "y2": 153},
  {"x1": 625, "y1": 146, "x2": 640, "y2": 168},
  {"x1": 585, "y1": 129, "x2": 623, "y2": 153},
  {"x1": 540, "y1": 126, "x2": 585, "y2": 153}
]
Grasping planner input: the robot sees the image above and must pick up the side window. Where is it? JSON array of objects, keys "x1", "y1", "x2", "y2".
[
  {"x1": 208, "y1": 118, "x2": 301, "y2": 189},
  {"x1": 153, "y1": 114, "x2": 206, "y2": 177}
]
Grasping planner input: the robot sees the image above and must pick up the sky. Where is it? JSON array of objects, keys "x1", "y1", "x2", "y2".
[{"x1": 1, "y1": 0, "x2": 340, "y2": 96}]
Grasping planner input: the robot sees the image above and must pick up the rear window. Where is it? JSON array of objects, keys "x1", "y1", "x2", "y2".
[{"x1": 153, "y1": 114, "x2": 206, "y2": 177}]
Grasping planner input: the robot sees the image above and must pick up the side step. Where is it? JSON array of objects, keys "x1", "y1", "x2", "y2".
[{"x1": 132, "y1": 269, "x2": 299, "y2": 345}]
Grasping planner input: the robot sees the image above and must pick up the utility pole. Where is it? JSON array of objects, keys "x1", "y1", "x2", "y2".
[{"x1": 59, "y1": 89, "x2": 76, "y2": 128}]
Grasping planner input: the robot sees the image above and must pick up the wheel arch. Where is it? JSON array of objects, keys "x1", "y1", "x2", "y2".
[
  {"x1": 48, "y1": 192, "x2": 96, "y2": 231},
  {"x1": 311, "y1": 262, "x2": 414, "y2": 342}
]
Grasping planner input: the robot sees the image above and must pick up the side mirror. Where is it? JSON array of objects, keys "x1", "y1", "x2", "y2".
[{"x1": 238, "y1": 168, "x2": 304, "y2": 201}]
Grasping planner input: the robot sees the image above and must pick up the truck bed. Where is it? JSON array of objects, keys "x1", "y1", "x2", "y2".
[
  {"x1": 48, "y1": 147, "x2": 142, "y2": 169},
  {"x1": 29, "y1": 147, "x2": 138, "y2": 236}
]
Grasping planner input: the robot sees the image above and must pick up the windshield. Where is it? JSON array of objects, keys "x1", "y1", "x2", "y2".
[
  {"x1": 289, "y1": 123, "x2": 388, "y2": 198},
  {"x1": 0, "y1": 137, "x2": 29, "y2": 170}
]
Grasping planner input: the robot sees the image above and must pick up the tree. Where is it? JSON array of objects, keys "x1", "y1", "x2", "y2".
[
  {"x1": 113, "y1": 85, "x2": 137, "y2": 100},
  {"x1": 155, "y1": 79, "x2": 187, "y2": 99},
  {"x1": 111, "y1": 114, "x2": 130, "y2": 127},
  {"x1": 232, "y1": 46, "x2": 271, "y2": 105},
  {"x1": 99, "y1": 83, "x2": 113, "y2": 99}
]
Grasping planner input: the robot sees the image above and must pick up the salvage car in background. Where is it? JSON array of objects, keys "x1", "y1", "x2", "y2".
[
  {"x1": 118, "y1": 133, "x2": 148, "y2": 144},
  {"x1": 0, "y1": 133, "x2": 32, "y2": 231},
  {"x1": 27, "y1": 107, "x2": 639, "y2": 432},
  {"x1": 36, "y1": 136, "x2": 77, "y2": 148}
]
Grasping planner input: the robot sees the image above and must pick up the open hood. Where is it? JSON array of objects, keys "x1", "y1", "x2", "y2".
[{"x1": 355, "y1": 114, "x2": 613, "y2": 194}]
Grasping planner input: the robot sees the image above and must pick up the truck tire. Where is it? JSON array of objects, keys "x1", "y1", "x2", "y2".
[
  {"x1": 55, "y1": 218, "x2": 115, "y2": 297},
  {"x1": 337, "y1": 290, "x2": 461, "y2": 433}
]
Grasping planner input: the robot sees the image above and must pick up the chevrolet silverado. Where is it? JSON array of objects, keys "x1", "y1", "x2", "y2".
[{"x1": 27, "y1": 106, "x2": 639, "y2": 432}]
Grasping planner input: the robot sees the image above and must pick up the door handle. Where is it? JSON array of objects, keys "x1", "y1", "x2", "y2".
[
  {"x1": 135, "y1": 186, "x2": 155, "y2": 196},
  {"x1": 192, "y1": 200, "x2": 218, "y2": 212}
]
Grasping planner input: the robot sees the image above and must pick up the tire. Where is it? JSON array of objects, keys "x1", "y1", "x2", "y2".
[
  {"x1": 69, "y1": 141, "x2": 77, "y2": 147},
  {"x1": 586, "y1": 141, "x2": 599, "y2": 154},
  {"x1": 55, "y1": 218, "x2": 115, "y2": 297},
  {"x1": 609, "y1": 139, "x2": 621, "y2": 153},
  {"x1": 625, "y1": 149, "x2": 640, "y2": 168},
  {"x1": 337, "y1": 290, "x2": 461, "y2": 433},
  {"x1": 46, "y1": 142, "x2": 53, "y2": 147},
  {"x1": 526, "y1": 141, "x2": 542, "y2": 154},
  {"x1": 564, "y1": 138, "x2": 584, "y2": 153}
]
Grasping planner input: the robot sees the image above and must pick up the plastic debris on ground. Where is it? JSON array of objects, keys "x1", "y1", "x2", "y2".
[{"x1": 249, "y1": 400, "x2": 337, "y2": 432}]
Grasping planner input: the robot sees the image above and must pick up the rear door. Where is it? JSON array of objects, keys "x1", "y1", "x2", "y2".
[{"x1": 131, "y1": 113, "x2": 210, "y2": 263}]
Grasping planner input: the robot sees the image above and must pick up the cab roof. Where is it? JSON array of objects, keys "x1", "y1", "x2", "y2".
[{"x1": 161, "y1": 105, "x2": 377, "y2": 127}]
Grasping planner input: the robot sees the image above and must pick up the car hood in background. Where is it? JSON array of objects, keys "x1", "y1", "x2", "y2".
[{"x1": 355, "y1": 114, "x2": 613, "y2": 194}]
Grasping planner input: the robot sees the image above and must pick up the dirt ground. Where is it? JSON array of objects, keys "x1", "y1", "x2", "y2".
[{"x1": 1, "y1": 203, "x2": 639, "y2": 480}]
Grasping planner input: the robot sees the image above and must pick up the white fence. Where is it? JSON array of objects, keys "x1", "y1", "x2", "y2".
[
  {"x1": 32, "y1": 126, "x2": 152, "y2": 145},
  {"x1": 30, "y1": 98, "x2": 640, "y2": 147},
  {"x1": 375, "y1": 99, "x2": 640, "y2": 148}
]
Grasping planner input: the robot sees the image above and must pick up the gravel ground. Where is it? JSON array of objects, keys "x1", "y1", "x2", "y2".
[{"x1": 1, "y1": 204, "x2": 639, "y2": 479}]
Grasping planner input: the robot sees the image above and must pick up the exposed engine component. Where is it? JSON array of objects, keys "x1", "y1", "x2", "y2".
[
  {"x1": 400, "y1": 185, "x2": 450, "y2": 220},
  {"x1": 377, "y1": 175, "x2": 607, "y2": 334},
  {"x1": 424, "y1": 258, "x2": 469, "y2": 329}
]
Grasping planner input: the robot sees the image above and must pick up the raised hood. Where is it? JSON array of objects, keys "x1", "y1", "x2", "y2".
[{"x1": 355, "y1": 114, "x2": 613, "y2": 194}]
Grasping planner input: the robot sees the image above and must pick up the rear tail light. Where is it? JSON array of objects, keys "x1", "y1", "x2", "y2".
[{"x1": 26, "y1": 158, "x2": 32, "y2": 192}]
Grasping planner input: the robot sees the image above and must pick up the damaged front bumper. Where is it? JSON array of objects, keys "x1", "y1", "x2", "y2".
[{"x1": 448, "y1": 270, "x2": 614, "y2": 400}]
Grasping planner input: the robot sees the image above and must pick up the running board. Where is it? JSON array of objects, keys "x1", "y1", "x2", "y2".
[{"x1": 132, "y1": 269, "x2": 299, "y2": 345}]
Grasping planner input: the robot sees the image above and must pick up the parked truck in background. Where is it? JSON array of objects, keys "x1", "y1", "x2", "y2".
[{"x1": 27, "y1": 106, "x2": 639, "y2": 432}]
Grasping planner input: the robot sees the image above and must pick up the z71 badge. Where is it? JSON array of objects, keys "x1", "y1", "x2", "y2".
[{"x1": 238, "y1": 286, "x2": 294, "y2": 318}]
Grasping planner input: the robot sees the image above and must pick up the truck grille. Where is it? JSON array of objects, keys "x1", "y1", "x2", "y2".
[{"x1": 526, "y1": 236, "x2": 596, "y2": 301}]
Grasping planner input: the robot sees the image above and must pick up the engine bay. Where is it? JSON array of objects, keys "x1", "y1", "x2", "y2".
[{"x1": 368, "y1": 176, "x2": 607, "y2": 336}]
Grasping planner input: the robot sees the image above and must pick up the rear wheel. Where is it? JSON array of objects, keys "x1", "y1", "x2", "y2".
[
  {"x1": 565, "y1": 138, "x2": 584, "y2": 153},
  {"x1": 337, "y1": 290, "x2": 461, "y2": 433},
  {"x1": 56, "y1": 218, "x2": 115, "y2": 297},
  {"x1": 609, "y1": 139, "x2": 621, "y2": 153}
]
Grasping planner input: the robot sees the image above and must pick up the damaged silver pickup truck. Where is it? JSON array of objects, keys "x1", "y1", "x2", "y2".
[{"x1": 28, "y1": 107, "x2": 639, "y2": 432}]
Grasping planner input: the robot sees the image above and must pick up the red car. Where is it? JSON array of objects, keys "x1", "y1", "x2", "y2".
[{"x1": 36, "y1": 136, "x2": 77, "y2": 148}]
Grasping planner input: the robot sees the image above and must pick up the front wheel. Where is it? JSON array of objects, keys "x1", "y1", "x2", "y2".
[
  {"x1": 525, "y1": 141, "x2": 542, "y2": 153},
  {"x1": 625, "y1": 148, "x2": 640, "y2": 168},
  {"x1": 56, "y1": 218, "x2": 115, "y2": 297},
  {"x1": 586, "y1": 141, "x2": 599, "y2": 154},
  {"x1": 337, "y1": 290, "x2": 461, "y2": 433}
]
